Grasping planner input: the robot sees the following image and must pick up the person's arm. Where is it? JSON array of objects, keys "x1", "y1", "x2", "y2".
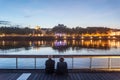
[
  {"x1": 45, "y1": 60, "x2": 47, "y2": 66},
  {"x1": 53, "y1": 60, "x2": 55, "y2": 65},
  {"x1": 57, "y1": 62, "x2": 58, "y2": 68},
  {"x1": 57, "y1": 62, "x2": 59, "y2": 69},
  {"x1": 65, "y1": 62, "x2": 68, "y2": 69},
  {"x1": 65, "y1": 62, "x2": 68, "y2": 73}
]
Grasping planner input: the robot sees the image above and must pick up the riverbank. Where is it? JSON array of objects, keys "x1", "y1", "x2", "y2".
[{"x1": 0, "y1": 36, "x2": 120, "y2": 41}]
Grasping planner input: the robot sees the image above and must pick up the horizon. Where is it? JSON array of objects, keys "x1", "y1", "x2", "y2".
[
  {"x1": 0, "y1": 0, "x2": 120, "y2": 29},
  {"x1": 0, "y1": 23, "x2": 120, "y2": 29}
]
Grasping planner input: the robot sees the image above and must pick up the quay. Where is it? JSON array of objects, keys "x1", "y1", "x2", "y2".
[
  {"x1": 0, "y1": 69, "x2": 120, "y2": 80},
  {"x1": 0, "y1": 55, "x2": 120, "y2": 80}
]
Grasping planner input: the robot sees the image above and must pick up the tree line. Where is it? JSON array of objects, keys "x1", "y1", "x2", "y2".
[
  {"x1": 52, "y1": 24, "x2": 116, "y2": 35},
  {"x1": 0, "y1": 24, "x2": 119, "y2": 35},
  {"x1": 0, "y1": 27, "x2": 41, "y2": 35}
]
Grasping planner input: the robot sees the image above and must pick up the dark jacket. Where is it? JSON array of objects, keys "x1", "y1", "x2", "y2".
[
  {"x1": 56, "y1": 62, "x2": 68, "y2": 74},
  {"x1": 45, "y1": 59, "x2": 55, "y2": 73}
]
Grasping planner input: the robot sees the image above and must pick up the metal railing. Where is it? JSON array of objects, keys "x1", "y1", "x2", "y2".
[{"x1": 0, "y1": 55, "x2": 120, "y2": 70}]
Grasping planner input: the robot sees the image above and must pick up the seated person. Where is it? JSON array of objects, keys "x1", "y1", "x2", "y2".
[
  {"x1": 56, "y1": 57, "x2": 68, "y2": 75},
  {"x1": 45, "y1": 55, "x2": 55, "y2": 74}
]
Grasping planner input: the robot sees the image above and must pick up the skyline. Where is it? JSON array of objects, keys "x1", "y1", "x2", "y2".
[{"x1": 0, "y1": 0, "x2": 120, "y2": 28}]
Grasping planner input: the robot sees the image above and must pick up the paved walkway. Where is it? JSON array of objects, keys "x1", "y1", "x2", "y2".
[{"x1": 0, "y1": 70, "x2": 120, "y2": 80}]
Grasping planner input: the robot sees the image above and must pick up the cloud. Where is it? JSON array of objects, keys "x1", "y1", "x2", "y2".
[
  {"x1": 22, "y1": 8, "x2": 43, "y2": 18},
  {"x1": 0, "y1": 20, "x2": 10, "y2": 25},
  {"x1": 24, "y1": 15, "x2": 32, "y2": 18}
]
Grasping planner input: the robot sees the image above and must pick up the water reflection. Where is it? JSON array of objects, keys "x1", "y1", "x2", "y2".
[
  {"x1": 0, "y1": 41, "x2": 31, "y2": 50},
  {"x1": 54, "y1": 40, "x2": 67, "y2": 46},
  {"x1": 53, "y1": 40, "x2": 69, "y2": 52},
  {"x1": 0, "y1": 40, "x2": 120, "y2": 53}
]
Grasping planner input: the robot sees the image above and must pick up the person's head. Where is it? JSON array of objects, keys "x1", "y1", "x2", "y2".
[
  {"x1": 59, "y1": 57, "x2": 64, "y2": 62},
  {"x1": 48, "y1": 55, "x2": 53, "y2": 60}
]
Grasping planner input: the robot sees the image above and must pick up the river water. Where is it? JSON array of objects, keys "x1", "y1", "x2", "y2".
[{"x1": 0, "y1": 40, "x2": 120, "y2": 69}]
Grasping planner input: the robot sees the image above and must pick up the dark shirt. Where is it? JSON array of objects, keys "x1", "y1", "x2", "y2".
[
  {"x1": 56, "y1": 62, "x2": 68, "y2": 74},
  {"x1": 45, "y1": 59, "x2": 55, "y2": 74}
]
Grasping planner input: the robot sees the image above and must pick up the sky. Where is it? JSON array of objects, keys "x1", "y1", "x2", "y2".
[{"x1": 0, "y1": 0, "x2": 120, "y2": 28}]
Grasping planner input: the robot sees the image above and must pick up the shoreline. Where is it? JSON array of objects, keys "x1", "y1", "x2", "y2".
[{"x1": 0, "y1": 36, "x2": 120, "y2": 41}]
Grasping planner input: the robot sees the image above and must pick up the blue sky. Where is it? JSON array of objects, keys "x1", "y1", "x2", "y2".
[{"x1": 0, "y1": 0, "x2": 120, "y2": 28}]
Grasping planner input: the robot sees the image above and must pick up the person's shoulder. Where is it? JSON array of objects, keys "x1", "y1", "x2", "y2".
[
  {"x1": 64, "y1": 62, "x2": 67, "y2": 63},
  {"x1": 52, "y1": 60, "x2": 55, "y2": 63},
  {"x1": 52, "y1": 59, "x2": 55, "y2": 61},
  {"x1": 57, "y1": 62, "x2": 60, "y2": 64},
  {"x1": 46, "y1": 59, "x2": 49, "y2": 62},
  {"x1": 46, "y1": 59, "x2": 51, "y2": 62},
  {"x1": 64, "y1": 62, "x2": 67, "y2": 64},
  {"x1": 57, "y1": 62, "x2": 60, "y2": 63}
]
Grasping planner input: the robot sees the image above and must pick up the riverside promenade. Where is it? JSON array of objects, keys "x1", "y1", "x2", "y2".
[
  {"x1": 0, "y1": 69, "x2": 120, "y2": 80},
  {"x1": 0, "y1": 55, "x2": 120, "y2": 80}
]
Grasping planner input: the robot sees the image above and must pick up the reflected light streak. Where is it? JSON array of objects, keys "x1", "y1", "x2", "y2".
[
  {"x1": 99, "y1": 36, "x2": 102, "y2": 39},
  {"x1": 112, "y1": 37, "x2": 116, "y2": 39},
  {"x1": 2, "y1": 41, "x2": 5, "y2": 46},
  {"x1": 54, "y1": 41, "x2": 67, "y2": 47},
  {"x1": 72, "y1": 40, "x2": 75, "y2": 45},
  {"x1": 90, "y1": 36, "x2": 93, "y2": 39},
  {"x1": 81, "y1": 36, "x2": 84, "y2": 39},
  {"x1": 29, "y1": 41, "x2": 32, "y2": 46},
  {"x1": 72, "y1": 36, "x2": 75, "y2": 39},
  {"x1": 64, "y1": 36, "x2": 66, "y2": 39}
]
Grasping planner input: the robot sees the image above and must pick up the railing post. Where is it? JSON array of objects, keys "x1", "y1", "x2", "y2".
[
  {"x1": 90, "y1": 57, "x2": 92, "y2": 70},
  {"x1": 108, "y1": 58, "x2": 111, "y2": 69},
  {"x1": 16, "y1": 58, "x2": 18, "y2": 69},
  {"x1": 34, "y1": 58, "x2": 36, "y2": 69},
  {"x1": 72, "y1": 57, "x2": 74, "y2": 70}
]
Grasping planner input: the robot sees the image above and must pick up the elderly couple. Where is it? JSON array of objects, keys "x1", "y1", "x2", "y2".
[{"x1": 45, "y1": 55, "x2": 68, "y2": 75}]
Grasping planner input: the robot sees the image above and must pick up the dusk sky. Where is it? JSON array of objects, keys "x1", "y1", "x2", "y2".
[{"x1": 0, "y1": 0, "x2": 120, "y2": 28}]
